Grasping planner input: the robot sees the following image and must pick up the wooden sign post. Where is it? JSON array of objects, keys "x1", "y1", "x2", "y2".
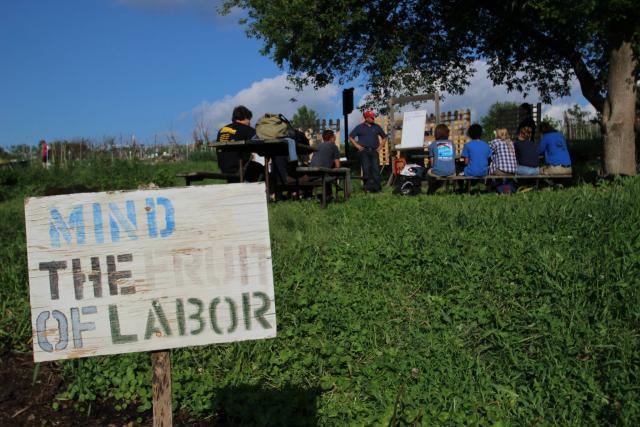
[
  {"x1": 24, "y1": 183, "x2": 277, "y2": 426},
  {"x1": 152, "y1": 350, "x2": 172, "y2": 426}
]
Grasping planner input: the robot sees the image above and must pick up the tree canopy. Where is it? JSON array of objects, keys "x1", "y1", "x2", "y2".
[
  {"x1": 223, "y1": 0, "x2": 640, "y2": 174},
  {"x1": 224, "y1": 1, "x2": 637, "y2": 107}
]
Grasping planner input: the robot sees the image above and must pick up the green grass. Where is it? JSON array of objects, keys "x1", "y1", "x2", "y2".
[{"x1": 1, "y1": 161, "x2": 639, "y2": 425}]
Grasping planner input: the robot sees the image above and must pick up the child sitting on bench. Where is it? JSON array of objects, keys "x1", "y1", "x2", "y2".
[{"x1": 461, "y1": 124, "x2": 492, "y2": 177}]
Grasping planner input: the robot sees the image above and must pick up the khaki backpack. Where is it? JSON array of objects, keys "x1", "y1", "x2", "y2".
[{"x1": 255, "y1": 113, "x2": 296, "y2": 139}]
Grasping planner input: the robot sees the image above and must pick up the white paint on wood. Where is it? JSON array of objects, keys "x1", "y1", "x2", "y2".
[{"x1": 25, "y1": 183, "x2": 276, "y2": 362}]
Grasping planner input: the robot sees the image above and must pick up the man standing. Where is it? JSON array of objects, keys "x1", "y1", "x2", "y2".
[
  {"x1": 216, "y1": 105, "x2": 262, "y2": 182},
  {"x1": 349, "y1": 111, "x2": 387, "y2": 192}
]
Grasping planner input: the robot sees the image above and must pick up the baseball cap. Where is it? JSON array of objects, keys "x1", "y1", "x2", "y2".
[{"x1": 363, "y1": 111, "x2": 376, "y2": 119}]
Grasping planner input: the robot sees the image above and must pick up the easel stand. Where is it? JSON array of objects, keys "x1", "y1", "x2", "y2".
[{"x1": 151, "y1": 350, "x2": 173, "y2": 427}]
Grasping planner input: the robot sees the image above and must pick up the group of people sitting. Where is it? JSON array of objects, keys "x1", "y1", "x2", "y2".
[
  {"x1": 215, "y1": 104, "x2": 573, "y2": 198},
  {"x1": 426, "y1": 121, "x2": 572, "y2": 180},
  {"x1": 215, "y1": 105, "x2": 342, "y2": 199}
]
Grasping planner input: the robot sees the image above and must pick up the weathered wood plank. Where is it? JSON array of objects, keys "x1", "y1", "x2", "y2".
[
  {"x1": 152, "y1": 350, "x2": 173, "y2": 427},
  {"x1": 433, "y1": 174, "x2": 572, "y2": 180},
  {"x1": 25, "y1": 183, "x2": 276, "y2": 362}
]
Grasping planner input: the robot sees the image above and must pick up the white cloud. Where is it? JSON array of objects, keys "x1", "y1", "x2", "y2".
[
  {"x1": 187, "y1": 62, "x2": 596, "y2": 140},
  {"x1": 345, "y1": 61, "x2": 595, "y2": 126},
  {"x1": 542, "y1": 102, "x2": 597, "y2": 122},
  {"x1": 191, "y1": 74, "x2": 342, "y2": 130},
  {"x1": 438, "y1": 61, "x2": 595, "y2": 122}
]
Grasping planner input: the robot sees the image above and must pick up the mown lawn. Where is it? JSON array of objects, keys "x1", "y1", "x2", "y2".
[{"x1": 1, "y1": 161, "x2": 639, "y2": 425}]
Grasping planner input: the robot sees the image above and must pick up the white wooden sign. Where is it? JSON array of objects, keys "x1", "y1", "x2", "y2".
[
  {"x1": 25, "y1": 183, "x2": 276, "y2": 362},
  {"x1": 398, "y1": 110, "x2": 427, "y2": 149}
]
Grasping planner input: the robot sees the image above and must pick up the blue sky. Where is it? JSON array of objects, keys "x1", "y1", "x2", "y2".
[
  {"x1": 0, "y1": 0, "x2": 592, "y2": 148},
  {"x1": 0, "y1": 0, "x2": 282, "y2": 147}
]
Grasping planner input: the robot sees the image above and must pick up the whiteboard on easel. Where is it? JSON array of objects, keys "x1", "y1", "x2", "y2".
[{"x1": 398, "y1": 110, "x2": 427, "y2": 149}]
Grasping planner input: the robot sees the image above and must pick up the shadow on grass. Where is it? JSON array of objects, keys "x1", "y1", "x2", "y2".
[{"x1": 198, "y1": 385, "x2": 321, "y2": 427}]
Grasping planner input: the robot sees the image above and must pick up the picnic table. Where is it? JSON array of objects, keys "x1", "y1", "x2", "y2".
[
  {"x1": 294, "y1": 167, "x2": 352, "y2": 208},
  {"x1": 208, "y1": 139, "x2": 316, "y2": 200}
]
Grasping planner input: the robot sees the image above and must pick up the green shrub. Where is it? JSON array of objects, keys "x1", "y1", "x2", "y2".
[{"x1": 186, "y1": 149, "x2": 217, "y2": 162}]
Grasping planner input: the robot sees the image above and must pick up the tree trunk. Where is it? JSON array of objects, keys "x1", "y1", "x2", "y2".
[{"x1": 602, "y1": 40, "x2": 637, "y2": 176}]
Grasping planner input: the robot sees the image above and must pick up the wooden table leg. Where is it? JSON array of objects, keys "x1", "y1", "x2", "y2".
[
  {"x1": 263, "y1": 157, "x2": 271, "y2": 202},
  {"x1": 321, "y1": 174, "x2": 327, "y2": 208}
]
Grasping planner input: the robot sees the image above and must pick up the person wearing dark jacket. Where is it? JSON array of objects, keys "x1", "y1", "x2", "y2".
[
  {"x1": 514, "y1": 126, "x2": 540, "y2": 175},
  {"x1": 216, "y1": 105, "x2": 262, "y2": 182}
]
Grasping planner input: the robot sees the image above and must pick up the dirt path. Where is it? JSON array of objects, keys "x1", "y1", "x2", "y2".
[{"x1": 0, "y1": 350, "x2": 152, "y2": 426}]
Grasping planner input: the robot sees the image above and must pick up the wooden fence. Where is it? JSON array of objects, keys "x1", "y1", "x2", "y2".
[
  {"x1": 307, "y1": 110, "x2": 472, "y2": 165},
  {"x1": 390, "y1": 109, "x2": 472, "y2": 158},
  {"x1": 305, "y1": 119, "x2": 342, "y2": 151},
  {"x1": 561, "y1": 122, "x2": 602, "y2": 140},
  {"x1": 424, "y1": 110, "x2": 471, "y2": 157}
]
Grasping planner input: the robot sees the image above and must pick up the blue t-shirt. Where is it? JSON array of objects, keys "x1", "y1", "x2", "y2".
[
  {"x1": 349, "y1": 123, "x2": 387, "y2": 149},
  {"x1": 428, "y1": 140, "x2": 456, "y2": 176},
  {"x1": 461, "y1": 139, "x2": 492, "y2": 176},
  {"x1": 538, "y1": 131, "x2": 571, "y2": 166}
]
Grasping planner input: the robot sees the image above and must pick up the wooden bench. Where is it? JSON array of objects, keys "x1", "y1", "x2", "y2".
[
  {"x1": 269, "y1": 167, "x2": 351, "y2": 208},
  {"x1": 176, "y1": 171, "x2": 240, "y2": 186},
  {"x1": 272, "y1": 180, "x2": 327, "y2": 204},
  {"x1": 296, "y1": 167, "x2": 351, "y2": 204},
  {"x1": 432, "y1": 174, "x2": 572, "y2": 193}
]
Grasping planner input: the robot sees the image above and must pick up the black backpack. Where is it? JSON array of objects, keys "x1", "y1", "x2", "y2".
[{"x1": 393, "y1": 175, "x2": 423, "y2": 196}]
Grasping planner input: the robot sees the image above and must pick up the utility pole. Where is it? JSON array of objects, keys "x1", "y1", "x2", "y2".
[{"x1": 342, "y1": 88, "x2": 354, "y2": 160}]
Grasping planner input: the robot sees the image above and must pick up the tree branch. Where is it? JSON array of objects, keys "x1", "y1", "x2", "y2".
[
  {"x1": 567, "y1": 52, "x2": 605, "y2": 112},
  {"x1": 478, "y1": 2, "x2": 605, "y2": 112}
]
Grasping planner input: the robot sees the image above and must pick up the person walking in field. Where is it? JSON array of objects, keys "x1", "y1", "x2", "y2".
[
  {"x1": 349, "y1": 111, "x2": 387, "y2": 193},
  {"x1": 40, "y1": 139, "x2": 48, "y2": 168}
]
